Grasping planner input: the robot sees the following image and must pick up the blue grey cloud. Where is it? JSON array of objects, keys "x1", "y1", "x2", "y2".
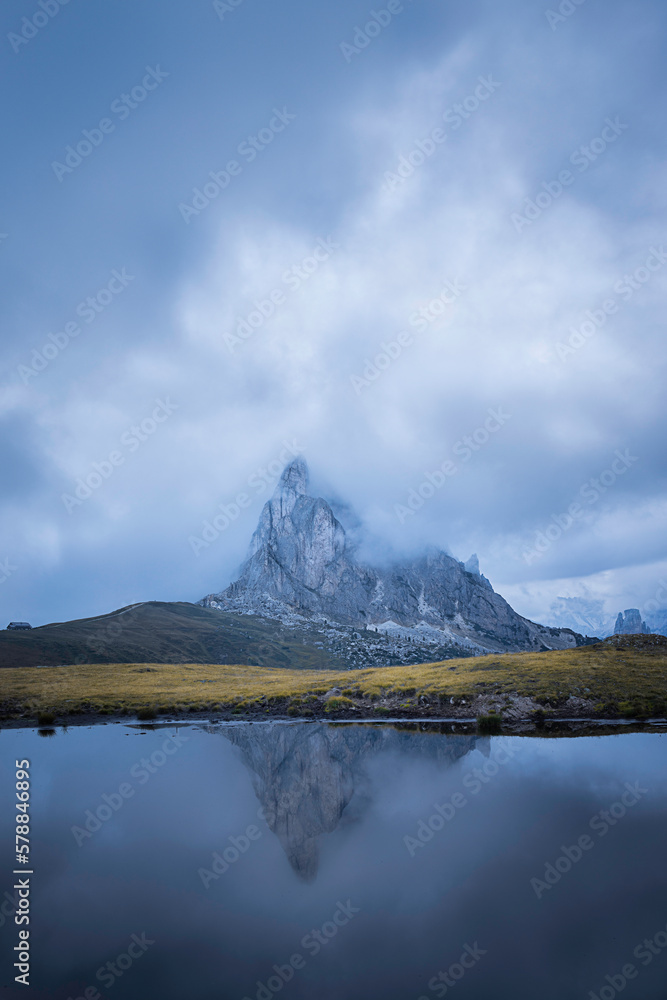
[{"x1": 1, "y1": 0, "x2": 666, "y2": 627}]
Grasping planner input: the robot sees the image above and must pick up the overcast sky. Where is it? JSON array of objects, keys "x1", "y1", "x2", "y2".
[{"x1": 1, "y1": 0, "x2": 666, "y2": 628}]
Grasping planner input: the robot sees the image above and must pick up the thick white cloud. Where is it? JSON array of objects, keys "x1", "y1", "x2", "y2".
[
  {"x1": 1, "y1": 0, "x2": 665, "y2": 625},
  {"x1": 168, "y1": 45, "x2": 667, "y2": 619}
]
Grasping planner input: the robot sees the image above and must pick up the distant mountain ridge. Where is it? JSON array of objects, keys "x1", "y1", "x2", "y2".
[
  {"x1": 203, "y1": 458, "x2": 590, "y2": 657},
  {"x1": 547, "y1": 596, "x2": 615, "y2": 638},
  {"x1": 547, "y1": 596, "x2": 667, "y2": 639}
]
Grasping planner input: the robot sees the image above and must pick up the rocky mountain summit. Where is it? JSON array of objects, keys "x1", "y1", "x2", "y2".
[
  {"x1": 202, "y1": 459, "x2": 589, "y2": 662},
  {"x1": 614, "y1": 609, "x2": 651, "y2": 635}
]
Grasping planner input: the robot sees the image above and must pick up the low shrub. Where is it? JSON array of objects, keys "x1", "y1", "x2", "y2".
[
  {"x1": 477, "y1": 713, "x2": 502, "y2": 735},
  {"x1": 324, "y1": 697, "x2": 355, "y2": 713},
  {"x1": 136, "y1": 707, "x2": 157, "y2": 721}
]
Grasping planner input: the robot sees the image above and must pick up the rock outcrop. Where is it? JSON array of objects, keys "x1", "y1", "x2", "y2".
[
  {"x1": 614, "y1": 609, "x2": 651, "y2": 635},
  {"x1": 206, "y1": 459, "x2": 587, "y2": 656}
]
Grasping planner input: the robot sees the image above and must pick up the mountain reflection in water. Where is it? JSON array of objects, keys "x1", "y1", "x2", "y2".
[
  {"x1": 3, "y1": 723, "x2": 667, "y2": 1000},
  {"x1": 218, "y1": 722, "x2": 483, "y2": 880}
]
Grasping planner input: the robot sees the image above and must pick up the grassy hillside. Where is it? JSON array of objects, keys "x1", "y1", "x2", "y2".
[
  {"x1": 1, "y1": 634, "x2": 665, "y2": 724},
  {"x1": 0, "y1": 601, "x2": 350, "y2": 671}
]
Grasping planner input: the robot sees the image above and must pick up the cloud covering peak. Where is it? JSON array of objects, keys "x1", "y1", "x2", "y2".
[{"x1": 1, "y1": 0, "x2": 666, "y2": 626}]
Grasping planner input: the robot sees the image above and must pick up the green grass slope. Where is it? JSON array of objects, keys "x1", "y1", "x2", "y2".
[
  {"x1": 0, "y1": 601, "x2": 349, "y2": 671},
  {"x1": 1, "y1": 633, "x2": 665, "y2": 725}
]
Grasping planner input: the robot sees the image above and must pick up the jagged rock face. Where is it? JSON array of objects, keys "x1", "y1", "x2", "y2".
[
  {"x1": 238, "y1": 457, "x2": 352, "y2": 602},
  {"x1": 221, "y1": 723, "x2": 479, "y2": 880},
  {"x1": 614, "y1": 609, "x2": 651, "y2": 635},
  {"x1": 220, "y1": 459, "x2": 584, "y2": 653}
]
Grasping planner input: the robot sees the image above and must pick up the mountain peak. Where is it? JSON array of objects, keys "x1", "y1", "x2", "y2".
[
  {"x1": 214, "y1": 459, "x2": 587, "y2": 655},
  {"x1": 464, "y1": 554, "x2": 480, "y2": 576},
  {"x1": 614, "y1": 609, "x2": 651, "y2": 635},
  {"x1": 275, "y1": 456, "x2": 309, "y2": 497}
]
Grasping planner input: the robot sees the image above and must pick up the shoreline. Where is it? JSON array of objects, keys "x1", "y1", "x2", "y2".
[
  {"x1": 3, "y1": 707, "x2": 667, "y2": 738},
  {"x1": 2, "y1": 637, "x2": 666, "y2": 735}
]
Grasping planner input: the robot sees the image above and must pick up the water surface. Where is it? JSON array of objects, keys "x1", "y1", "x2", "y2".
[{"x1": 1, "y1": 722, "x2": 666, "y2": 999}]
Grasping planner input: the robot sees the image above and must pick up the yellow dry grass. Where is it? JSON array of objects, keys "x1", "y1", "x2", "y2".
[{"x1": 1, "y1": 641, "x2": 666, "y2": 719}]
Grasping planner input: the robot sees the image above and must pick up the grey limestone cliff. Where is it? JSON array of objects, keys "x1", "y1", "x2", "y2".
[
  {"x1": 614, "y1": 609, "x2": 651, "y2": 635},
  {"x1": 209, "y1": 458, "x2": 585, "y2": 655}
]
